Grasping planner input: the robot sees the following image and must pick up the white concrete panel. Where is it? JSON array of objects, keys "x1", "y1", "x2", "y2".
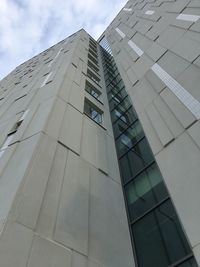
[
  {"x1": 59, "y1": 104, "x2": 83, "y2": 155},
  {"x1": 81, "y1": 117, "x2": 98, "y2": 167},
  {"x1": 153, "y1": 96, "x2": 184, "y2": 138},
  {"x1": 36, "y1": 144, "x2": 68, "y2": 238},
  {"x1": 0, "y1": 133, "x2": 41, "y2": 230},
  {"x1": 156, "y1": 133, "x2": 200, "y2": 247},
  {"x1": 96, "y1": 127, "x2": 108, "y2": 174},
  {"x1": 89, "y1": 167, "x2": 134, "y2": 267},
  {"x1": 54, "y1": 151, "x2": 90, "y2": 255},
  {"x1": 28, "y1": 235, "x2": 72, "y2": 267},
  {"x1": 14, "y1": 134, "x2": 57, "y2": 229},
  {"x1": 72, "y1": 251, "x2": 87, "y2": 267},
  {"x1": 23, "y1": 97, "x2": 55, "y2": 139},
  {"x1": 69, "y1": 82, "x2": 85, "y2": 113},
  {"x1": 151, "y1": 63, "x2": 200, "y2": 119},
  {"x1": 58, "y1": 75, "x2": 73, "y2": 102},
  {"x1": 115, "y1": 28, "x2": 126, "y2": 38},
  {"x1": 44, "y1": 97, "x2": 66, "y2": 140},
  {"x1": 176, "y1": 14, "x2": 200, "y2": 22},
  {"x1": 128, "y1": 40, "x2": 144, "y2": 57},
  {"x1": 146, "y1": 103, "x2": 174, "y2": 147},
  {"x1": 0, "y1": 222, "x2": 33, "y2": 267},
  {"x1": 106, "y1": 135, "x2": 121, "y2": 182},
  {"x1": 161, "y1": 88, "x2": 196, "y2": 129}
]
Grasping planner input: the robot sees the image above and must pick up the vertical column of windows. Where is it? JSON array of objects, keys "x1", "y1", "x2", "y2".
[
  {"x1": 100, "y1": 42, "x2": 198, "y2": 267},
  {"x1": 83, "y1": 38, "x2": 104, "y2": 126}
]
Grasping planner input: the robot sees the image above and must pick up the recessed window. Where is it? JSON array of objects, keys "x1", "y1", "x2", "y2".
[
  {"x1": 84, "y1": 99, "x2": 103, "y2": 125},
  {"x1": 88, "y1": 53, "x2": 98, "y2": 66},
  {"x1": 0, "y1": 115, "x2": 25, "y2": 158},
  {"x1": 89, "y1": 48, "x2": 98, "y2": 59},
  {"x1": 89, "y1": 38, "x2": 97, "y2": 47},
  {"x1": 89, "y1": 44, "x2": 97, "y2": 53},
  {"x1": 132, "y1": 200, "x2": 192, "y2": 267},
  {"x1": 88, "y1": 60, "x2": 99, "y2": 73},
  {"x1": 87, "y1": 69, "x2": 100, "y2": 85},
  {"x1": 85, "y1": 81, "x2": 101, "y2": 101},
  {"x1": 14, "y1": 94, "x2": 27, "y2": 102}
]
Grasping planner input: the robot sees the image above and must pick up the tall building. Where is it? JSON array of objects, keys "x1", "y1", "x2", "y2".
[{"x1": 0, "y1": 0, "x2": 200, "y2": 266}]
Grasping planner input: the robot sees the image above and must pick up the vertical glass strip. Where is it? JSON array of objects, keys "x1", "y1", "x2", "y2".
[{"x1": 99, "y1": 38, "x2": 198, "y2": 267}]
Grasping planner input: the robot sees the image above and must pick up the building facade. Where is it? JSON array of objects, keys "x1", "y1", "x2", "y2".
[
  {"x1": 0, "y1": 0, "x2": 200, "y2": 267},
  {"x1": 99, "y1": 0, "x2": 200, "y2": 266}
]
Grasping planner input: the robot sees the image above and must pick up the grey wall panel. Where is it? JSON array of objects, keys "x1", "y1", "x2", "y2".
[
  {"x1": 28, "y1": 235, "x2": 72, "y2": 267},
  {"x1": 0, "y1": 222, "x2": 33, "y2": 267},
  {"x1": 89, "y1": 167, "x2": 134, "y2": 267},
  {"x1": 36, "y1": 143, "x2": 69, "y2": 239},
  {"x1": 0, "y1": 133, "x2": 41, "y2": 231},
  {"x1": 54, "y1": 151, "x2": 90, "y2": 255},
  {"x1": 14, "y1": 134, "x2": 57, "y2": 229},
  {"x1": 146, "y1": 102, "x2": 174, "y2": 147},
  {"x1": 156, "y1": 133, "x2": 200, "y2": 248},
  {"x1": 59, "y1": 104, "x2": 83, "y2": 155}
]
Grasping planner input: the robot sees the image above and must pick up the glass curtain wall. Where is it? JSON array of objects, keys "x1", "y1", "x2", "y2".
[{"x1": 99, "y1": 39, "x2": 198, "y2": 267}]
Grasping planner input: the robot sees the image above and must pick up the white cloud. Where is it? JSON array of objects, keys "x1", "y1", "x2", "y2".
[{"x1": 0, "y1": 0, "x2": 126, "y2": 79}]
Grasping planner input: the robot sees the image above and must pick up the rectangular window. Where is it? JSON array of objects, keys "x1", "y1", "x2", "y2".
[
  {"x1": 89, "y1": 44, "x2": 97, "y2": 54},
  {"x1": 119, "y1": 138, "x2": 154, "y2": 183},
  {"x1": 85, "y1": 81, "x2": 101, "y2": 101},
  {"x1": 89, "y1": 38, "x2": 97, "y2": 47},
  {"x1": 132, "y1": 200, "x2": 191, "y2": 267},
  {"x1": 116, "y1": 120, "x2": 144, "y2": 157},
  {"x1": 88, "y1": 60, "x2": 99, "y2": 73},
  {"x1": 0, "y1": 110, "x2": 28, "y2": 158},
  {"x1": 87, "y1": 69, "x2": 100, "y2": 85},
  {"x1": 0, "y1": 124, "x2": 19, "y2": 158},
  {"x1": 88, "y1": 53, "x2": 98, "y2": 66},
  {"x1": 125, "y1": 163, "x2": 168, "y2": 220},
  {"x1": 14, "y1": 94, "x2": 27, "y2": 102},
  {"x1": 84, "y1": 99, "x2": 103, "y2": 125},
  {"x1": 89, "y1": 48, "x2": 98, "y2": 59}
]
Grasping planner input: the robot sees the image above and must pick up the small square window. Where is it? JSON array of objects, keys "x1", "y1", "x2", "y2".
[{"x1": 84, "y1": 99, "x2": 103, "y2": 125}]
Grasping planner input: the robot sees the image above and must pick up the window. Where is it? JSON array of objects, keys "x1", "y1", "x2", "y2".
[
  {"x1": 89, "y1": 38, "x2": 97, "y2": 47},
  {"x1": 87, "y1": 69, "x2": 100, "y2": 85},
  {"x1": 85, "y1": 81, "x2": 101, "y2": 101},
  {"x1": 116, "y1": 120, "x2": 144, "y2": 157},
  {"x1": 125, "y1": 163, "x2": 168, "y2": 220},
  {"x1": 84, "y1": 99, "x2": 103, "y2": 125},
  {"x1": 0, "y1": 110, "x2": 28, "y2": 158},
  {"x1": 89, "y1": 48, "x2": 98, "y2": 59},
  {"x1": 88, "y1": 60, "x2": 99, "y2": 73},
  {"x1": 0, "y1": 123, "x2": 21, "y2": 158},
  {"x1": 88, "y1": 53, "x2": 98, "y2": 66},
  {"x1": 119, "y1": 138, "x2": 154, "y2": 183},
  {"x1": 89, "y1": 44, "x2": 97, "y2": 54},
  {"x1": 14, "y1": 94, "x2": 27, "y2": 102},
  {"x1": 132, "y1": 200, "x2": 192, "y2": 267}
]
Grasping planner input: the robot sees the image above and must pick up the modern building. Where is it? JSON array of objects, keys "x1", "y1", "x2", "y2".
[{"x1": 0, "y1": 0, "x2": 200, "y2": 266}]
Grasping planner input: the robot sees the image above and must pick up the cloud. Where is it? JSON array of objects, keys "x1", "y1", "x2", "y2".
[{"x1": 0, "y1": 0, "x2": 126, "y2": 79}]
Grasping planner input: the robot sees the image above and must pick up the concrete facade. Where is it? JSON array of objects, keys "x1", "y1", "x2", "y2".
[{"x1": 0, "y1": 30, "x2": 134, "y2": 266}]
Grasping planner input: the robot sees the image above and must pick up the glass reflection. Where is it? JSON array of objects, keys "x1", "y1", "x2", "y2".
[
  {"x1": 133, "y1": 200, "x2": 191, "y2": 267},
  {"x1": 125, "y1": 163, "x2": 168, "y2": 220},
  {"x1": 119, "y1": 138, "x2": 154, "y2": 183}
]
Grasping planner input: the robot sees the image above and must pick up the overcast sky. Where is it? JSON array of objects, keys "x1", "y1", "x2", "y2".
[{"x1": 0, "y1": 0, "x2": 126, "y2": 79}]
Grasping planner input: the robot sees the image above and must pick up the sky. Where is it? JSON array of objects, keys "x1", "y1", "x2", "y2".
[{"x1": 0, "y1": 0, "x2": 126, "y2": 79}]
